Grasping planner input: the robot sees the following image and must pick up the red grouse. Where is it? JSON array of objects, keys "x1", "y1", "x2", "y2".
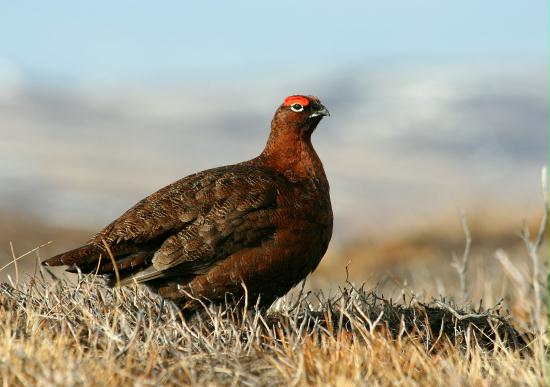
[{"x1": 43, "y1": 95, "x2": 333, "y2": 312}]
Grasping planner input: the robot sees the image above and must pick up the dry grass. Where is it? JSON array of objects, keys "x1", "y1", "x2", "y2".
[{"x1": 0, "y1": 264, "x2": 547, "y2": 387}]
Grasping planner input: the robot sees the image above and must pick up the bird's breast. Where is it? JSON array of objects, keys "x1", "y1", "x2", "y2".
[{"x1": 272, "y1": 178, "x2": 333, "y2": 253}]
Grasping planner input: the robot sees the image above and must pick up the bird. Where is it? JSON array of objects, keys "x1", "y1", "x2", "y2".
[{"x1": 43, "y1": 94, "x2": 333, "y2": 313}]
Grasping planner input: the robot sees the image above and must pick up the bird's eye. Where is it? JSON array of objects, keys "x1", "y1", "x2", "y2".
[{"x1": 290, "y1": 103, "x2": 304, "y2": 112}]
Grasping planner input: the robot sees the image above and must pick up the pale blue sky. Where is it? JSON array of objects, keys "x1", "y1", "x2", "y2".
[{"x1": 0, "y1": 1, "x2": 548, "y2": 85}]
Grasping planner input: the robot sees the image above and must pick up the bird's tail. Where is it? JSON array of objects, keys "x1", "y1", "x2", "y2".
[
  {"x1": 43, "y1": 244, "x2": 153, "y2": 285},
  {"x1": 42, "y1": 244, "x2": 102, "y2": 267}
]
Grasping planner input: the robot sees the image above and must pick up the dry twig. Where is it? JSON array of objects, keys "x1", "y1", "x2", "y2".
[
  {"x1": 520, "y1": 166, "x2": 549, "y2": 333},
  {"x1": 451, "y1": 209, "x2": 472, "y2": 302}
]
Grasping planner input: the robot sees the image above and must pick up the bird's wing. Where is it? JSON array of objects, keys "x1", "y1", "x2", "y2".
[
  {"x1": 44, "y1": 165, "x2": 282, "y2": 282},
  {"x1": 44, "y1": 167, "x2": 220, "y2": 268},
  {"x1": 117, "y1": 173, "x2": 280, "y2": 285}
]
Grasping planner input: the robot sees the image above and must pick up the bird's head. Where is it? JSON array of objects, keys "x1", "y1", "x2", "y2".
[
  {"x1": 262, "y1": 95, "x2": 330, "y2": 176},
  {"x1": 270, "y1": 95, "x2": 330, "y2": 139}
]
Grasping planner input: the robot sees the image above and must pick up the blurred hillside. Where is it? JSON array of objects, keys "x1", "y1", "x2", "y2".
[
  {"x1": 1, "y1": 64, "x2": 548, "y2": 227},
  {"x1": 0, "y1": 62, "x2": 548, "y2": 286}
]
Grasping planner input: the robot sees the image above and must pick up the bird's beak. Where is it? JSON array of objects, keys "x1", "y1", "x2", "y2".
[{"x1": 309, "y1": 105, "x2": 330, "y2": 119}]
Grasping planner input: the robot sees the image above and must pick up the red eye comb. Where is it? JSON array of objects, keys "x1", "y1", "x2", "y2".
[{"x1": 283, "y1": 95, "x2": 310, "y2": 107}]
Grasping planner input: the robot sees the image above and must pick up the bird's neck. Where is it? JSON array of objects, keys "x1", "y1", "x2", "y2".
[{"x1": 259, "y1": 129, "x2": 326, "y2": 181}]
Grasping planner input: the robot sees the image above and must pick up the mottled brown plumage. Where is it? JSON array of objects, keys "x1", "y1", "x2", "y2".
[{"x1": 43, "y1": 95, "x2": 333, "y2": 312}]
